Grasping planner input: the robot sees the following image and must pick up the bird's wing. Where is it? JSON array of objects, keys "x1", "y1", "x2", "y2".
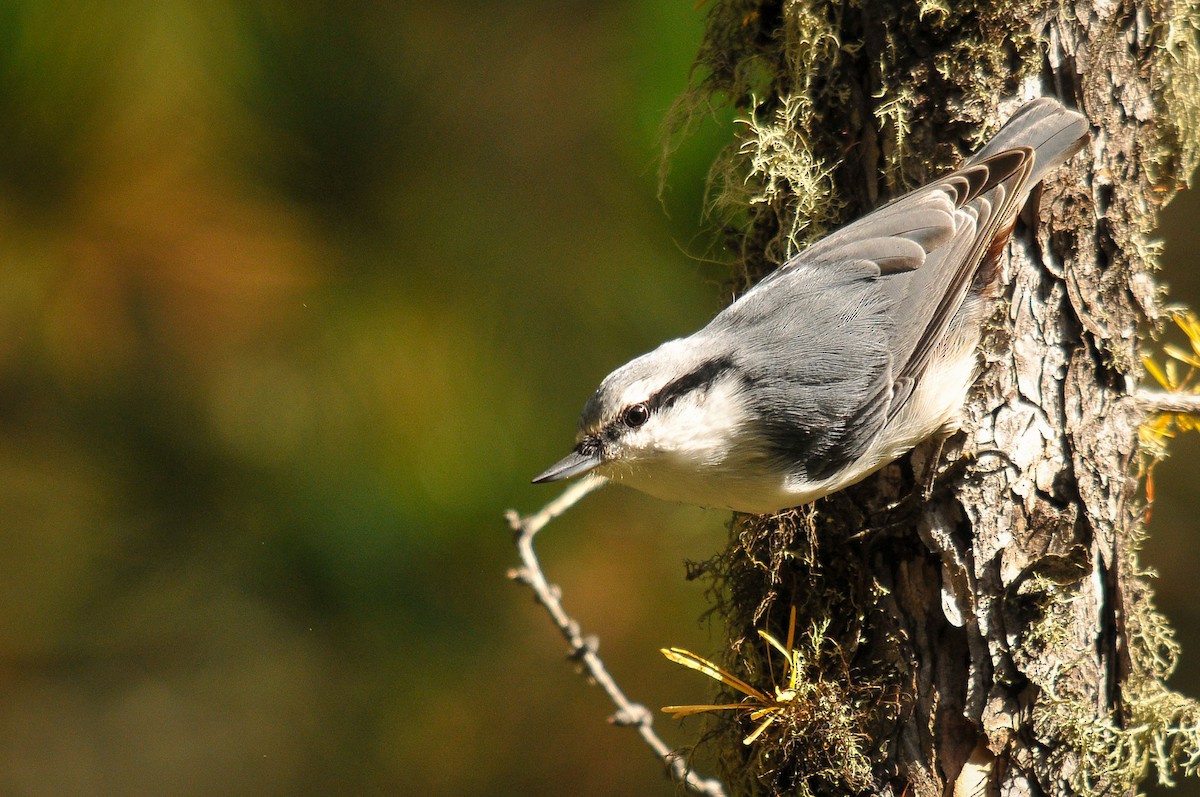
[
  {"x1": 875, "y1": 150, "x2": 1033, "y2": 419},
  {"x1": 750, "y1": 148, "x2": 1034, "y2": 422},
  {"x1": 754, "y1": 149, "x2": 1028, "y2": 283}
]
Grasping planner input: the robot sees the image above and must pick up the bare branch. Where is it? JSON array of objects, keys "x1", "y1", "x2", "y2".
[
  {"x1": 506, "y1": 476, "x2": 726, "y2": 797},
  {"x1": 1135, "y1": 390, "x2": 1200, "y2": 416}
]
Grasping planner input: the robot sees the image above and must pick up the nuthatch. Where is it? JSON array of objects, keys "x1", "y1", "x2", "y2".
[{"x1": 535, "y1": 98, "x2": 1089, "y2": 514}]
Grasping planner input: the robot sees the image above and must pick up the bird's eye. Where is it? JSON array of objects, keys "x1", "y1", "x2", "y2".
[{"x1": 621, "y1": 403, "x2": 650, "y2": 428}]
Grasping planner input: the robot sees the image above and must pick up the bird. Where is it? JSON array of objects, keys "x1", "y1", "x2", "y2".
[{"x1": 533, "y1": 97, "x2": 1089, "y2": 514}]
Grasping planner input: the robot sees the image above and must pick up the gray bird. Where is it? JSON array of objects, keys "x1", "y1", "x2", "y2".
[{"x1": 534, "y1": 98, "x2": 1089, "y2": 514}]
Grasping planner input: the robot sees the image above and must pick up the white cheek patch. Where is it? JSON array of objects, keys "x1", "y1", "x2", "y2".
[{"x1": 640, "y1": 378, "x2": 748, "y2": 465}]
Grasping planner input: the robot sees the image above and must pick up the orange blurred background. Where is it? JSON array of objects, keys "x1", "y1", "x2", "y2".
[{"x1": 0, "y1": 3, "x2": 1195, "y2": 795}]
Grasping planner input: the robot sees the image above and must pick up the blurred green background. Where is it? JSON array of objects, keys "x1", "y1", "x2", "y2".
[{"x1": 0, "y1": 2, "x2": 1196, "y2": 795}]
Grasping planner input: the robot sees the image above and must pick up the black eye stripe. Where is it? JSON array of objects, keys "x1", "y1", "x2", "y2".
[
  {"x1": 599, "y1": 356, "x2": 737, "y2": 437},
  {"x1": 647, "y1": 356, "x2": 736, "y2": 411}
]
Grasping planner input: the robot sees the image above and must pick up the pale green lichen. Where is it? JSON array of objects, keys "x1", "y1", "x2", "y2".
[
  {"x1": 1033, "y1": 677, "x2": 1200, "y2": 794},
  {"x1": 673, "y1": 0, "x2": 1056, "y2": 284},
  {"x1": 1013, "y1": 574, "x2": 1086, "y2": 678},
  {"x1": 872, "y1": 86, "x2": 918, "y2": 194},
  {"x1": 693, "y1": 0, "x2": 854, "y2": 272},
  {"x1": 1034, "y1": 692, "x2": 1149, "y2": 795},
  {"x1": 1025, "y1": 536, "x2": 1200, "y2": 795},
  {"x1": 1156, "y1": 0, "x2": 1200, "y2": 186},
  {"x1": 1126, "y1": 679, "x2": 1200, "y2": 787},
  {"x1": 916, "y1": 0, "x2": 952, "y2": 25},
  {"x1": 735, "y1": 95, "x2": 842, "y2": 258}
]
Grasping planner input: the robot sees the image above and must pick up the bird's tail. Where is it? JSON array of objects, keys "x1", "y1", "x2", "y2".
[{"x1": 967, "y1": 97, "x2": 1089, "y2": 188}]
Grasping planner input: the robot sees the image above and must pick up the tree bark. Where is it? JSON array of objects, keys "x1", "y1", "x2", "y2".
[{"x1": 680, "y1": 1, "x2": 1200, "y2": 795}]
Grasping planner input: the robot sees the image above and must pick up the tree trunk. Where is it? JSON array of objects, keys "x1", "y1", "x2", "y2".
[{"x1": 680, "y1": 1, "x2": 1200, "y2": 795}]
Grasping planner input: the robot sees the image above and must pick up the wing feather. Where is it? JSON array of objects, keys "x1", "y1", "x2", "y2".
[
  {"x1": 745, "y1": 148, "x2": 1034, "y2": 427},
  {"x1": 721, "y1": 99, "x2": 1086, "y2": 478}
]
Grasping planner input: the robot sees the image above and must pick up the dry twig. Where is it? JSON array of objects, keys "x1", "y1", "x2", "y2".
[
  {"x1": 1136, "y1": 390, "x2": 1200, "y2": 415},
  {"x1": 506, "y1": 475, "x2": 726, "y2": 797}
]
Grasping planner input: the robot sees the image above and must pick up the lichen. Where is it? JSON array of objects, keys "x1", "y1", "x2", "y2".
[
  {"x1": 670, "y1": 0, "x2": 1056, "y2": 287},
  {"x1": 1012, "y1": 574, "x2": 1085, "y2": 678},
  {"x1": 1023, "y1": 528, "x2": 1200, "y2": 795},
  {"x1": 732, "y1": 95, "x2": 842, "y2": 259},
  {"x1": 680, "y1": 0, "x2": 855, "y2": 276},
  {"x1": 1154, "y1": 0, "x2": 1200, "y2": 187},
  {"x1": 1032, "y1": 675, "x2": 1200, "y2": 794},
  {"x1": 691, "y1": 507, "x2": 909, "y2": 797}
]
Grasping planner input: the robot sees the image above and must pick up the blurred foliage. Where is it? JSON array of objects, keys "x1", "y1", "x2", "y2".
[
  {"x1": 1145, "y1": 187, "x2": 1200, "y2": 797},
  {"x1": 0, "y1": 2, "x2": 1196, "y2": 795},
  {"x1": 0, "y1": 2, "x2": 735, "y2": 794}
]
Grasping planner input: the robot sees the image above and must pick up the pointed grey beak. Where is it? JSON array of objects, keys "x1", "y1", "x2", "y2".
[{"x1": 532, "y1": 440, "x2": 603, "y2": 483}]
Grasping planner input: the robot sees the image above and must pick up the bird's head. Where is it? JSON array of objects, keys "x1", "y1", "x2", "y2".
[{"x1": 533, "y1": 340, "x2": 749, "y2": 489}]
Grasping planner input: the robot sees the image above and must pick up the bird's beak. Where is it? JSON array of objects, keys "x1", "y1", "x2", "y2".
[{"x1": 532, "y1": 440, "x2": 603, "y2": 483}]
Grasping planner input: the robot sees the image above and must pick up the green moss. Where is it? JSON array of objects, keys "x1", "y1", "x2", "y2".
[
  {"x1": 693, "y1": 508, "x2": 908, "y2": 797},
  {"x1": 1023, "y1": 531, "x2": 1200, "y2": 795},
  {"x1": 670, "y1": 0, "x2": 1055, "y2": 286},
  {"x1": 755, "y1": 618, "x2": 876, "y2": 796},
  {"x1": 1154, "y1": 0, "x2": 1200, "y2": 186}
]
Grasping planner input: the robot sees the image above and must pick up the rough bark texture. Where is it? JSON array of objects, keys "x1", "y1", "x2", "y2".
[{"x1": 678, "y1": 1, "x2": 1200, "y2": 795}]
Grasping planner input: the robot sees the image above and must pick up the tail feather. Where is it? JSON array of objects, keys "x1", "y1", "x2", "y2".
[{"x1": 967, "y1": 97, "x2": 1089, "y2": 188}]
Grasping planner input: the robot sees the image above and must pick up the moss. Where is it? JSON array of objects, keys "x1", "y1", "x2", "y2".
[
  {"x1": 1153, "y1": 0, "x2": 1200, "y2": 187},
  {"x1": 671, "y1": 0, "x2": 1055, "y2": 287},
  {"x1": 692, "y1": 508, "x2": 910, "y2": 797},
  {"x1": 1022, "y1": 527, "x2": 1200, "y2": 795},
  {"x1": 752, "y1": 618, "x2": 876, "y2": 796}
]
